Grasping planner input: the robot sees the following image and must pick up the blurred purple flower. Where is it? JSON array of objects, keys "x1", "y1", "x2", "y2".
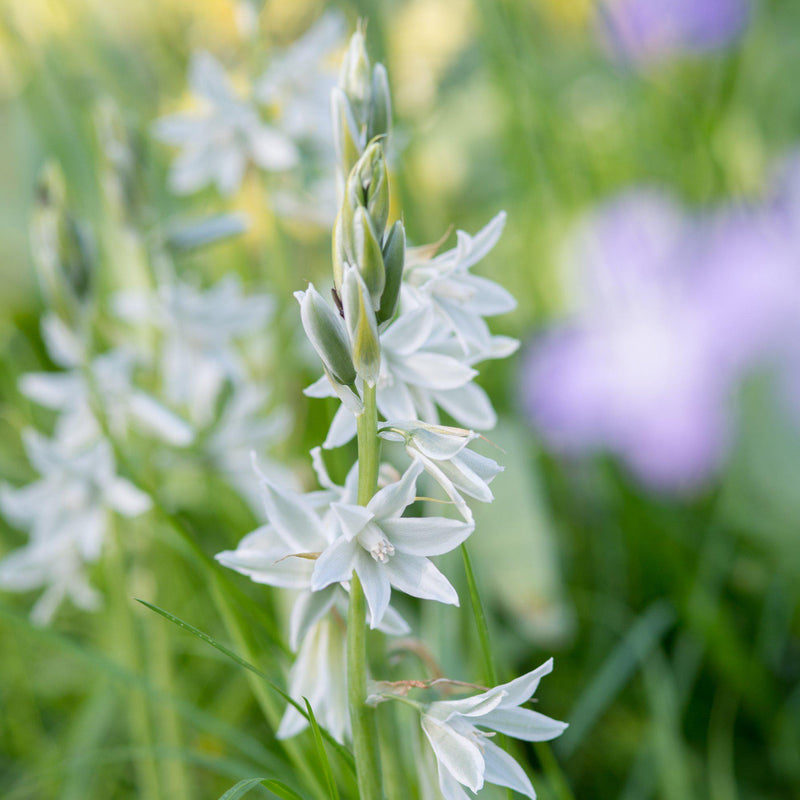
[
  {"x1": 597, "y1": 0, "x2": 751, "y2": 66},
  {"x1": 521, "y1": 186, "x2": 800, "y2": 492}
]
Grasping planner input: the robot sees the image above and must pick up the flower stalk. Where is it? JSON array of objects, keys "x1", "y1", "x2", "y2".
[{"x1": 348, "y1": 382, "x2": 382, "y2": 799}]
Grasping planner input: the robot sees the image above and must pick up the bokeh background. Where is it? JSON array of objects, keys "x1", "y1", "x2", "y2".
[{"x1": 2, "y1": 0, "x2": 800, "y2": 798}]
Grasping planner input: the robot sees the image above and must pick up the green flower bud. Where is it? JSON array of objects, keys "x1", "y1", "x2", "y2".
[
  {"x1": 342, "y1": 266, "x2": 381, "y2": 386},
  {"x1": 348, "y1": 140, "x2": 389, "y2": 236},
  {"x1": 339, "y1": 29, "x2": 371, "y2": 121},
  {"x1": 377, "y1": 219, "x2": 405, "y2": 326},
  {"x1": 353, "y1": 207, "x2": 385, "y2": 311},
  {"x1": 367, "y1": 63, "x2": 392, "y2": 142},
  {"x1": 295, "y1": 284, "x2": 357, "y2": 388},
  {"x1": 331, "y1": 88, "x2": 363, "y2": 178},
  {"x1": 31, "y1": 162, "x2": 95, "y2": 326}
]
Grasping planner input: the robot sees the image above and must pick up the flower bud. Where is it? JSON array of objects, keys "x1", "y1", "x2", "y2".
[
  {"x1": 295, "y1": 284, "x2": 357, "y2": 388},
  {"x1": 31, "y1": 162, "x2": 95, "y2": 327},
  {"x1": 367, "y1": 63, "x2": 392, "y2": 142},
  {"x1": 353, "y1": 207, "x2": 385, "y2": 310},
  {"x1": 348, "y1": 140, "x2": 389, "y2": 235},
  {"x1": 331, "y1": 88, "x2": 363, "y2": 179},
  {"x1": 342, "y1": 266, "x2": 381, "y2": 386},
  {"x1": 377, "y1": 219, "x2": 405, "y2": 326},
  {"x1": 339, "y1": 29, "x2": 371, "y2": 121}
]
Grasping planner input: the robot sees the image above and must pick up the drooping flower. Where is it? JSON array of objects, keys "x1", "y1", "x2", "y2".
[
  {"x1": 153, "y1": 51, "x2": 299, "y2": 196},
  {"x1": 379, "y1": 422, "x2": 502, "y2": 522},
  {"x1": 0, "y1": 430, "x2": 151, "y2": 623},
  {"x1": 596, "y1": 0, "x2": 751, "y2": 67},
  {"x1": 420, "y1": 659, "x2": 567, "y2": 800},
  {"x1": 310, "y1": 460, "x2": 474, "y2": 628}
]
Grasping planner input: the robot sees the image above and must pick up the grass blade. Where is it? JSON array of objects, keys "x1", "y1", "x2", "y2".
[
  {"x1": 219, "y1": 776, "x2": 306, "y2": 800},
  {"x1": 303, "y1": 698, "x2": 340, "y2": 800}
]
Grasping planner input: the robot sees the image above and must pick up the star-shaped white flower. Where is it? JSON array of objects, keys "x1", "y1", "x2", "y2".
[
  {"x1": 153, "y1": 51, "x2": 299, "y2": 196},
  {"x1": 310, "y1": 460, "x2": 473, "y2": 627},
  {"x1": 0, "y1": 431, "x2": 151, "y2": 623},
  {"x1": 421, "y1": 659, "x2": 568, "y2": 800},
  {"x1": 403, "y1": 212, "x2": 517, "y2": 356},
  {"x1": 114, "y1": 276, "x2": 273, "y2": 426}
]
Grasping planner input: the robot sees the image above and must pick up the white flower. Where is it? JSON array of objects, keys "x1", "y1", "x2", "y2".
[
  {"x1": 311, "y1": 460, "x2": 474, "y2": 628},
  {"x1": 255, "y1": 12, "x2": 344, "y2": 147},
  {"x1": 0, "y1": 431, "x2": 151, "y2": 623},
  {"x1": 306, "y1": 307, "x2": 498, "y2": 449},
  {"x1": 421, "y1": 659, "x2": 568, "y2": 800},
  {"x1": 276, "y1": 616, "x2": 349, "y2": 742},
  {"x1": 114, "y1": 276, "x2": 273, "y2": 425},
  {"x1": 216, "y1": 456, "x2": 408, "y2": 650},
  {"x1": 20, "y1": 315, "x2": 193, "y2": 450},
  {"x1": 205, "y1": 384, "x2": 296, "y2": 512},
  {"x1": 403, "y1": 212, "x2": 517, "y2": 357},
  {"x1": 379, "y1": 422, "x2": 502, "y2": 522},
  {"x1": 153, "y1": 51, "x2": 299, "y2": 196}
]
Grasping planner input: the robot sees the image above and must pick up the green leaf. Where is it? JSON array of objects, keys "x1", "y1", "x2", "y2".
[
  {"x1": 136, "y1": 600, "x2": 356, "y2": 775},
  {"x1": 303, "y1": 699, "x2": 340, "y2": 800},
  {"x1": 218, "y1": 777, "x2": 305, "y2": 800}
]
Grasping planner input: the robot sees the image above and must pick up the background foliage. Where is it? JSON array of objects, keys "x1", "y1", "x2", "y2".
[{"x1": 2, "y1": 0, "x2": 800, "y2": 798}]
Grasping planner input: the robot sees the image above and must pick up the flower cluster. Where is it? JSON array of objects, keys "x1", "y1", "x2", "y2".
[
  {"x1": 0, "y1": 129, "x2": 289, "y2": 620},
  {"x1": 217, "y1": 28, "x2": 566, "y2": 798},
  {"x1": 153, "y1": 12, "x2": 345, "y2": 224},
  {"x1": 521, "y1": 171, "x2": 800, "y2": 491}
]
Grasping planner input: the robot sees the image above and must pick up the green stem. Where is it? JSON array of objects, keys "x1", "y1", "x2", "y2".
[{"x1": 348, "y1": 382, "x2": 382, "y2": 800}]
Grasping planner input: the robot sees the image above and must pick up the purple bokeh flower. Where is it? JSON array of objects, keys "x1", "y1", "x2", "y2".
[
  {"x1": 521, "y1": 183, "x2": 800, "y2": 493},
  {"x1": 596, "y1": 0, "x2": 751, "y2": 67}
]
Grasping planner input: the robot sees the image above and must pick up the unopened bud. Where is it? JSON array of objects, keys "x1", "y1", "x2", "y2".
[
  {"x1": 31, "y1": 162, "x2": 95, "y2": 326},
  {"x1": 353, "y1": 207, "x2": 385, "y2": 310},
  {"x1": 331, "y1": 88, "x2": 363, "y2": 178},
  {"x1": 342, "y1": 266, "x2": 381, "y2": 386},
  {"x1": 339, "y1": 29, "x2": 371, "y2": 120},
  {"x1": 367, "y1": 63, "x2": 392, "y2": 142},
  {"x1": 377, "y1": 219, "x2": 405, "y2": 325},
  {"x1": 295, "y1": 284, "x2": 357, "y2": 387},
  {"x1": 348, "y1": 141, "x2": 389, "y2": 235}
]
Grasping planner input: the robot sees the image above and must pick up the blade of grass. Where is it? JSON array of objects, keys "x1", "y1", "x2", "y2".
[
  {"x1": 303, "y1": 698, "x2": 340, "y2": 800},
  {"x1": 219, "y1": 776, "x2": 306, "y2": 800},
  {"x1": 136, "y1": 599, "x2": 356, "y2": 775}
]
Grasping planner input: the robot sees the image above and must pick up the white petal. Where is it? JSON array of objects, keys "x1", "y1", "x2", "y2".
[
  {"x1": 105, "y1": 478, "x2": 152, "y2": 517},
  {"x1": 456, "y1": 211, "x2": 507, "y2": 271},
  {"x1": 482, "y1": 739, "x2": 536, "y2": 799},
  {"x1": 434, "y1": 383, "x2": 497, "y2": 430},
  {"x1": 428, "y1": 687, "x2": 506, "y2": 721},
  {"x1": 323, "y1": 404, "x2": 357, "y2": 449},
  {"x1": 259, "y1": 479, "x2": 327, "y2": 552},
  {"x1": 355, "y1": 551, "x2": 392, "y2": 628},
  {"x1": 215, "y1": 540, "x2": 313, "y2": 590},
  {"x1": 304, "y1": 375, "x2": 336, "y2": 398},
  {"x1": 128, "y1": 392, "x2": 194, "y2": 446},
  {"x1": 391, "y1": 353, "x2": 476, "y2": 391},
  {"x1": 19, "y1": 372, "x2": 82, "y2": 409},
  {"x1": 382, "y1": 552, "x2": 458, "y2": 606},
  {"x1": 367, "y1": 460, "x2": 423, "y2": 520},
  {"x1": 376, "y1": 379, "x2": 418, "y2": 422},
  {"x1": 331, "y1": 503, "x2": 373, "y2": 540},
  {"x1": 311, "y1": 536, "x2": 358, "y2": 590},
  {"x1": 288, "y1": 587, "x2": 336, "y2": 651},
  {"x1": 458, "y1": 274, "x2": 517, "y2": 316},
  {"x1": 496, "y1": 658, "x2": 554, "y2": 707},
  {"x1": 437, "y1": 767, "x2": 473, "y2": 800},
  {"x1": 375, "y1": 603, "x2": 411, "y2": 636},
  {"x1": 40, "y1": 313, "x2": 85, "y2": 367},
  {"x1": 249, "y1": 125, "x2": 299, "y2": 171},
  {"x1": 480, "y1": 707, "x2": 568, "y2": 742},
  {"x1": 421, "y1": 717, "x2": 485, "y2": 793},
  {"x1": 380, "y1": 517, "x2": 473, "y2": 557},
  {"x1": 381, "y1": 307, "x2": 435, "y2": 356}
]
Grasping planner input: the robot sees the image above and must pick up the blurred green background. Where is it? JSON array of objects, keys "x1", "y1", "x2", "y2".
[{"x1": 2, "y1": 0, "x2": 800, "y2": 798}]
